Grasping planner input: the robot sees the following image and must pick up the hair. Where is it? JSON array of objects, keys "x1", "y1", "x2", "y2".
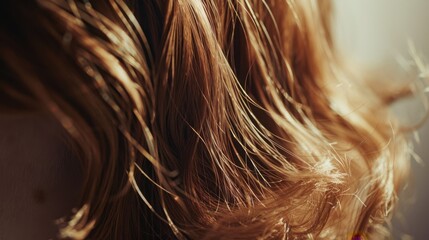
[{"x1": 0, "y1": 0, "x2": 411, "y2": 239}]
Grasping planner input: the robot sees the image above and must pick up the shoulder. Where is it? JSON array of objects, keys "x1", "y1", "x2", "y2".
[{"x1": 0, "y1": 113, "x2": 81, "y2": 239}]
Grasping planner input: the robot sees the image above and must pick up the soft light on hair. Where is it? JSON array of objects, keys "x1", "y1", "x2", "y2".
[{"x1": 0, "y1": 0, "x2": 410, "y2": 239}]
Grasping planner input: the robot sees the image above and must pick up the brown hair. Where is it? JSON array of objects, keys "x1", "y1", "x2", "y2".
[{"x1": 0, "y1": 0, "x2": 410, "y2": 239}]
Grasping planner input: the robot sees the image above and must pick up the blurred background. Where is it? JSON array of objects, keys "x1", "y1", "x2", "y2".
[{"x1": 333, "y1": 1, "x2": 429, "y2": 239}]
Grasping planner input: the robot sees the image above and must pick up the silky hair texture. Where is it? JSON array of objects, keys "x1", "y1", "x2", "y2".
[{"x1": 0, "y1": 0, "x2": 410, "y2": 239}]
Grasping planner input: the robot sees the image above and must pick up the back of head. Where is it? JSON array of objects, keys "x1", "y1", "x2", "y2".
[{"x1": 0, "y1": 0, "x2": 410, "y2": 239}]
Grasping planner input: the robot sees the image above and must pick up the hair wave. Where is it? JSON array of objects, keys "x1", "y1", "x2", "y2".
[{"x1": 0, "y1": 0, "x2": 410, "y2": 239}]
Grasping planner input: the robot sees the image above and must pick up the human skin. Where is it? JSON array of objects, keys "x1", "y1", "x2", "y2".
[{"x1": 0, "y1": 113, "x2": 81, "y2": 239}]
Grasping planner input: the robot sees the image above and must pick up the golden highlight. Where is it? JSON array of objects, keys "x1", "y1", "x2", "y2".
[{"x1": 0, "y1": 0, "x2": 410, "y2": 239}]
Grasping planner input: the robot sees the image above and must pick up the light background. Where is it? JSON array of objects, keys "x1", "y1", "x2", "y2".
[{"x1": 333, "y1": 1, "x2": 429, "y2": 239}]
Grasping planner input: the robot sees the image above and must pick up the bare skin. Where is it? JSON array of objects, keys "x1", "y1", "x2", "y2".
[{"x1": 0, "y1": 113, "x2": 81, "y2": 240}]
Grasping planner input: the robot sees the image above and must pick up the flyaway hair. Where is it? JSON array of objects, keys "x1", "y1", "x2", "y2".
[{"x1": 0, "y1": 0, "x2": 410, "y2": 239}]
